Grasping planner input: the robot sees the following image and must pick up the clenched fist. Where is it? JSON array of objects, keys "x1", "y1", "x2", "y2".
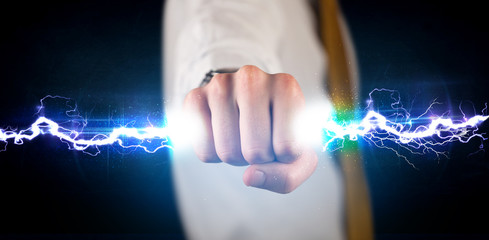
[{"x1": 183, "y1": 65, "x2": 317, "y2": 194}]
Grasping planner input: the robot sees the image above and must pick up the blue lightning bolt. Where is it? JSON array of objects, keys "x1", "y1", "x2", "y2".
[
  {"x1": 0, "y1": 95, "x2": 172, "y2": 156},
  {"x1": 1, "y1": 90, "x2": 488, "y2": 163},
  {"x1": 319, "y1": 88, "x2": 488, "y2": 167}
]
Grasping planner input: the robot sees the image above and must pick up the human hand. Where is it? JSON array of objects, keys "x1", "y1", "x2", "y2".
[{"x1": 183, "y1": 65, "x2": 318, "y2": 194}]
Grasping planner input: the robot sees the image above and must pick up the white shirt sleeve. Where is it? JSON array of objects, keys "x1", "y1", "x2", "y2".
[
  {"x1": 163, "y1": 1, "x2": 346, "y2": 240},
  {"x1": 164, "y1": 0, "x2": 286, "y2": 109}
]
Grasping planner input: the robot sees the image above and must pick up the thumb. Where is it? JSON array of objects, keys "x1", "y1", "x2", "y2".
[{"x1": 243, "y1": 148, "x2": 318, "y2": 194}]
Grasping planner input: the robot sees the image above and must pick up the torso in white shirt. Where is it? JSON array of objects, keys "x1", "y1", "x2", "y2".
[{"x1": 164, "y1": 1, "x2": 345, "y2": 239}]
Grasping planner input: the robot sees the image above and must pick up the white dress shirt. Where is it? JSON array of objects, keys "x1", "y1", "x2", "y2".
[{"x1": 163, "y1": 0, "x2": 355, "y2": 239}]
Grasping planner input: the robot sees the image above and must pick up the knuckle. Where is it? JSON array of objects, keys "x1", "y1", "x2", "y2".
[
  {"x1": 207, "y1": 73, "x2": 233, "y2": 99},
  {"x1": 237, "y1": 65, "x2": 267, "y2": 86},
  {"x1": 235, "y1": 68, "x2": 270, "y2": 100},
  {"x1": 216, "y1": 149, "x2": 242, "y2": 164},
  {"x1": 196, "y1": 152, "x2": 219, "y2": 163},
  {"x1": 274, "y1": 141, "x2": 301, "y2": 163},
  {"x1": 242, "y1": 147, "x2": 273, "y2": 164},
  {"x1": 238, "y1": 65, "x2": 263, "y2": 75},
  {"x1": 184, "y1": 88, "x2": 204, "y2": 105},
  {"x1": 274, "y1": 73, "x2": 303, "y2": 98},
  {"x1": 211, "y1": 72, "x2": 232, "y2": 85},
  {"x1": 276, "y1": 73, "x2": 296, "y2": 83}
]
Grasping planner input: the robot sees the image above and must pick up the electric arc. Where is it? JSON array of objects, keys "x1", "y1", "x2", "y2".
[{"x1": 1, "y1": 89, "x2": 487, "y2": 162}]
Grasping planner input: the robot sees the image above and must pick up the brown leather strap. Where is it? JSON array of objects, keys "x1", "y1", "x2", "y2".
[{"x1": 318, "y1": 1, "x2": 374, "y2": 239}]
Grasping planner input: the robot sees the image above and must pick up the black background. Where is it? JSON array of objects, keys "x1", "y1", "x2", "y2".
[
  {"x1": 0, "y1": 1, "x2": 183, "y2": 239},
  {"x1": 0, "y1": 1, "x2": 488, "y2": 239},
  {"x1": 344, "y1": 0, "x2": 489, "y2": 239}
]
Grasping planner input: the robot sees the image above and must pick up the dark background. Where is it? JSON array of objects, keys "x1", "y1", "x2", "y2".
[
  {"x1": 344, "y1": 0, "x2": 489, "y2": 239},
  {"x1": 0, "y1": 0, "x2": 488, "y2": 239},
  {"x1": 0, "y1": 1, "x2": 183, "y2": 239}
]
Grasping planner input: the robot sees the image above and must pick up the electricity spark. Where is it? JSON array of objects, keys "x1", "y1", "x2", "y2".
[
  {"x1": 318, "y1": 88, "x2": 488, "y2": 166},
  {"x1": 0, "y1": 116, "x2": 172, "y2": 154},
  {"x1": 0, "y1": 95, "x2": 172, "y2": 155},
  {"x1": 1, "y1": 90, "x2": 488, "y2": 161}
]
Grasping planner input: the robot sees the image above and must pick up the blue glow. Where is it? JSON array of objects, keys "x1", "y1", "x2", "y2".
[{"x1": 1, "y1": 90, "x2": 487, "y2": 163}]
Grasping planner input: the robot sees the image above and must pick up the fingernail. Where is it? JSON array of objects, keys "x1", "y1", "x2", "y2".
[{"x1": 248, "y1": 170, "x2": 266, "y2": 187}]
